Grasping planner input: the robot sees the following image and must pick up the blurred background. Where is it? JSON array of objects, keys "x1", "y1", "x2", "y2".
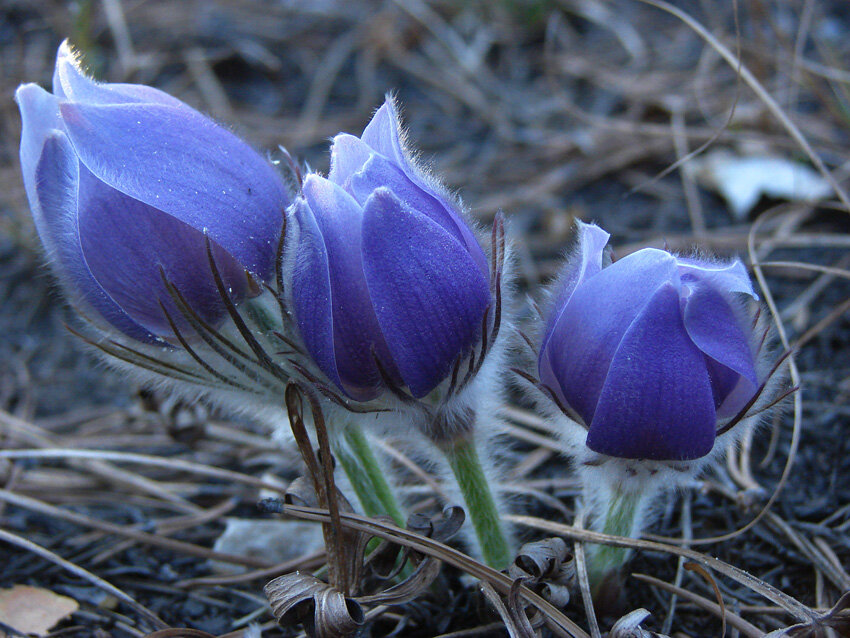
[{"x1": 1, "y1": 1, "x2": 849, "y2": 636}]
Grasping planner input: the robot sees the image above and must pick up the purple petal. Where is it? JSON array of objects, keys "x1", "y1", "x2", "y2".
[
  {"x1": 53, "y1": 41, "x2": 183, "y2": 107},
  {"x1": 360, "y1": 100, "x2": 406, "y2": 167},
  {"x1": 348, "y1": 98, "x2": 489, "y2": 273},
  {"x1": 32, "y1": 133, "x2": 159, "y2": 343},
  {"x1": 684, "y1": 285, "x2": 758, "y2": 417},
  {"x1": 704, "y1": 357, "x2": 755, "y2": 419},
  {"x1": 327, "y1": 133, "x2": 372, "y2": 186},
  {"x1": 59, "y1": 101, "x2": 288, "y2": 279},
  {"x1": 348, "y1": 153, "x2": 487, "y2": 271},
  {"x1": 361, "y1": 188, "x2": 491, "y2": 398},
  {"x1": 299, "y1": 175, "x2": 399, "y2": 398},
  {"x1": 541, "y1": 248, "x2": 679, "y2": 423},
  {"x1": 16, "y1": 84, "x2": 64, "y2": 201},
  {"x1": 361, "y1": 99, "x2": 457, "y2": 221},
  {"x1": 290, "y1": 197, "x2": 341, "y2": 392},
  {"x1": 677, "y1": 257, "x2": 758, "y2": 299},
  {"x1": 539, "y1": 221, "x2": 610, "y2": 373},
  {"x1": 77, "y1": 164, "x2": 248, "y2": 336},
  {"x1": 587, "y1": 283, "x2": 717, "y2": 461}
]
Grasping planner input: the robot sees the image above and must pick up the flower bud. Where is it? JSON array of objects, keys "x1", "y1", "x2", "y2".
[
  {"x1": 16, "y1": 41, "x2": 290, "y2": 343},
  {"x1": 538, "y1": 221, "x2": 760, "y2": 461},
  {"x1": 289, "y1": 99, "x2": 491, "y2": 401}
]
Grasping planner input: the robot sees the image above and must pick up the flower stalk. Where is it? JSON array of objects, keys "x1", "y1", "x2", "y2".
[
  {"x1": 442, "y1": 435, "x2": 512, "y2": 570},
  {"x1": 333, "y1": 423, "x2": 406, "y2": 527},
  {"x1": 585, "y1": 486, "x2": 644, "y2": 597}
]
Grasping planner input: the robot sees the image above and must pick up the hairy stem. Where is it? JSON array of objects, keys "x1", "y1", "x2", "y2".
[
  {"x1": 334, "y1": 424, "x2": 406, "y2": 527},
  {"x1": 443, "y1": 436, "x2": 512, "y2": 570},
  {"x1": 586, "y1": 487, "x2": 643, "y2": 596}
]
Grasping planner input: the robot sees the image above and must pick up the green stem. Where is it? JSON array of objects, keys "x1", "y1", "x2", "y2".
[
  {"x1": 333, "y1": 424, "x2": 406, "y2": 527},
  {"x1": 586, "y1": 488, "x2": 642, "y2": 595},
  {"x1": 443, "y1": 436, "x2": 512, "y2": 570}
]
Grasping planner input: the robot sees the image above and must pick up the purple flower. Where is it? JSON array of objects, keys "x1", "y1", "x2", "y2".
[
  {"x1": 16, "y1": 41, "x2": 290, "y2": 343},
  {"x1": 290, "y1": 99, "x2": 491, "y2": 401},
  {"x1": 539, "y1": 222, "x2": 760, "y2": 461}
]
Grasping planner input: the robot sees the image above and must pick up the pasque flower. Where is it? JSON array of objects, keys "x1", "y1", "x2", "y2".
[
  {"x1": 539, "y1": 221, "x2": 760, "y2": 461},
  {"x1": 16, "y1": 41, "x2": 290, "y2": 344},
  {"x1": 287, "y1": 99, "x2": 512, "y2": 569},
  {"x1": 289, "y1": 99, "x2": 491, "y2": 401}
]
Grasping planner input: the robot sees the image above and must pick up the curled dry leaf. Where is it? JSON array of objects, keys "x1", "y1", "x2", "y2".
[
  {"x1": 534, "y1": 582, "x2": 571, "y2": 609},
  {"x1": 264, "y1": 572, "x2": 364, "y2": 638},
  {"x1": 263, "y1": 505, "x2": 466, "y2": 636},
  {"x1": 608, "y1": 609, "x2": 671, "y2": 638},
  {"x1": 405, "y1": 505, "x2": 466, "y2": 544},
  {"x1": 508, "y1": 537, "x2": 575, "y2": 608},
  {"x1": 510, "y1": 537, "x2": 572, "y2": 581},
  {"x1": 0, "y1": 585, "x2": 78, "y2": 638},
  {"x1": 362, "y1": 534, "x2": 406, "y2": 581},
  {"x1": 357, "y1": 550, "x2": 443, "y2": 606},
  {"x1": 143, "y1": 630, "x2": 217, "y2": 638},
  {"x1": 479, "y1": 537, "x2": 578, "y2": 638},
  {"x1": 358, "y1": 507, "x2": 465, "y2": 606}
]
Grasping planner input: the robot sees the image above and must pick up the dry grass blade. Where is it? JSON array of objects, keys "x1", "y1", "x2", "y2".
[
  {"x1": 0, "y1": 527, "x2": 168, "y2": 631},
  {"x1": 0, "y1": 488, "x2": 271, "y2": 568},
  {"x1": 637, "y1": 0, "x2": 850, "y2": 213},
  {"x1": 0, "y1": 410, "x2": 204, "y2": 514},
  {"x1": 284, "y1": 383, "x2": 349, "y2": 594},
  {"x1": 278, "y1": 503, "x2": 590, "y2": 638},
  {"x1": 143, "y1": 630, "x2": 216, "y2": 638},
  {"x1": 683, "y1": 562, "x2": 727, "y2": 638},
  {"x1": 306, "y1": 388, "x2": 351, "y2": 595},
  {"x1": 177, "y1": 552, "x2": 326, "y2": 588},
  {"x1": 572, "y1": 509, "x2": 601, "y2": 638},
  {"x1": 760, "y1": 261, "x2": 850, "y2": 280},
  {"x1": 507, "y1": 514, "x2": 815, "y2": 623},
  {"x1": 479, "y1": 580, "x2": 536, "y2": 638},
  {"x1": 632, "y1": 573, "x2": 762, "y2": 638},
  {"x1": 0, "y1": 448, "x2": 288, "y2": 493}
]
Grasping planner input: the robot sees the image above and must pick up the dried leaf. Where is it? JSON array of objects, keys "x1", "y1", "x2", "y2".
[
  {"x1": 608, "y1": 609, "x2": 671, "y2": 638},
  {"x1": 405, "y1": 506, "x2": 465, "y2": 543},
  {"x1": 508, "y1": 538, "x2": 575, "y2": 608},
  {"x1": 264, "y1": 572, "x2": 363, "y2": 638},
  {"x1": 0, "y1": 585, "x2": 78, "y2": 637},
  {"x1": 362, "y1": 536, "x2": 405, "y2": 580},
  {"x1": 535, "y1": 582, "x2": 571, "y2": 609},
  {"x1": 143, "y1": 630, "x2": 217, "y2": 638},
  {"x1": 692, "y1": 150, "x2": 832, "y2": 218},
  {"x1": 358, "y1": 551, "x2": 442, "y2": 606},
  {"x1": 510, "y1": 537, "x2": 571, "y2": 581}
]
